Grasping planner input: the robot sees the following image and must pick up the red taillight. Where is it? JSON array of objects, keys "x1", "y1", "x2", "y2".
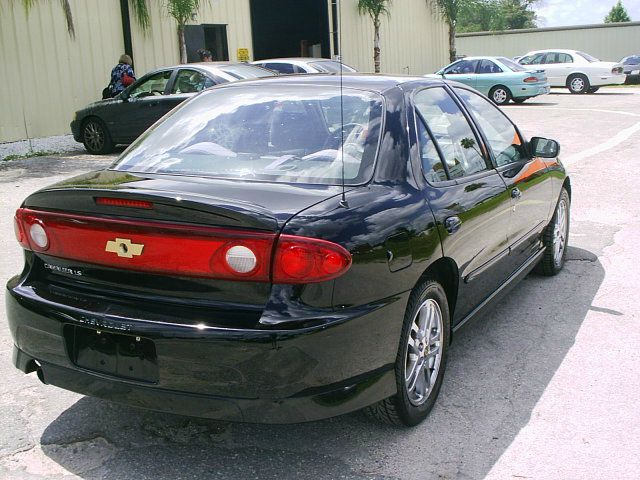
[
  {"x1": 523, "y1": 76, "x2": 538, "y2": 83},
  {"x1": 95, "y1": 197, "x2": 153, "y2": 209},
  {"x1": 13, "y1": 208, "x2": 352, "y2": 284},
  {"x1": 273, "y1": 236, "x2": 352, "y2": 284}
]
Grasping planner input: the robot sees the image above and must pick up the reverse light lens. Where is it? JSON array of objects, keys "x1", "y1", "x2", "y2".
[
  {"x1": 29, "y1": 223, "x2": 49, "y2": 249},
  {"x1": 225, "y1": 245, "x2": 258, "y2": 274}
]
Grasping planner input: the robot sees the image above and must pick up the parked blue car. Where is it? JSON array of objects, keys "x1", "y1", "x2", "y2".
[{"x1": 429, "y1": 56, "x2": 550, "y2": 105}]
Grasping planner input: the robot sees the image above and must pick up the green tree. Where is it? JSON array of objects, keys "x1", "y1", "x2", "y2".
[
  {"x1": 457, "y1": 0, "x2": 538, "y2": 33},
  {"x1": 426, "y1": 0, "x2": 465, "y2": 62},
  {"x1": 164, "y1": 0, "x2": 210, "y2": 64},
  {"x1": 11, "y1": 0, "x2": 150, "y2": 39},
  {"x1": 604, "y1": 1, "x2": 632, "y2": 23},
  {"x1": 357, "y1": 0, "x2": 393, "y2": 73}
]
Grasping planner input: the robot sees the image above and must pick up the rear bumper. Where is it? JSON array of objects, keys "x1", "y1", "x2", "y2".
[
  {"x1": 512, "y1": 83, "x2": 550, "y2": 99},
  {"x1": 6, "y1": 280, "x2": 405, "y2": 423}
]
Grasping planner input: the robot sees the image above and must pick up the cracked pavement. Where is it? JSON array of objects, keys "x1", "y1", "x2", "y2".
[{"x1": 0, "y1": 88, "x2": 639, "y2": 479}]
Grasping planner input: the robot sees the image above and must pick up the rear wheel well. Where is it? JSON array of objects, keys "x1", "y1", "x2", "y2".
[{"x1": 415, "y1": 257, "x2": 459, "y2": 324}]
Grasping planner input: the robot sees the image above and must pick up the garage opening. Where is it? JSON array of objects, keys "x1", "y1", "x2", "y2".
[{"x1": 250, "y1": 0, "x2": 331, "y2": 60}]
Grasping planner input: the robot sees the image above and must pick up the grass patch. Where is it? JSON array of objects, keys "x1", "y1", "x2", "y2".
[{"x1": 2, "y1": 150, "x2": 58, "y2": 161}]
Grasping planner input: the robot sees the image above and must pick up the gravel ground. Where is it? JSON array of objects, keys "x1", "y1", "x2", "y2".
[
  {"x1": 0, "y1": 88, "x2": 639, "y2": 479},
  {"x1": 0, "y1": 135, "x2": 86, "y2": 161}
]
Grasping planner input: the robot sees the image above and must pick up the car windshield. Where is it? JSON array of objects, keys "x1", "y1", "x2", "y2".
[
  {"x1": 497, "y1": 57, "x2": 527, "y2": 72},
  {"x1": 217, "y1": 64, "x2": 276, "y2": 79},
  {"x1": 113, "y1": 85, "x2": 383, "y2": 185},
  {"x1": 309, "y1": 61, "x2": 356, "y2": 73},
  {"x1": 576, "y1": 51, "x2": 599, "y2": 62}
]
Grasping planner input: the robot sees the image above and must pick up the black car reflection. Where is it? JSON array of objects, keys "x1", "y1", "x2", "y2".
[{"x1": 70, "y1": 62, "x2": 275, "y2": 154}]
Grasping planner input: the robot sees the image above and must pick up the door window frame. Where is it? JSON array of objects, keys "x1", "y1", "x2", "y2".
[
  {"x1": 452, "y1": 85, "x2": 531, "y2": 174},
  {"x1": 409, "y1": 85, "x2": 498, "y2": 187}
]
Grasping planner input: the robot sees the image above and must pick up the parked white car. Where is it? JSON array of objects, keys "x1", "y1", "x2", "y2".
[{"x1": 517, "y1": 49, "x2": 625, "y2": 94}]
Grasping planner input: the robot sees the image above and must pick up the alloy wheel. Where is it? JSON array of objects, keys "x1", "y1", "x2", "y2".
[
  {"x1": 553, "y1": 198, "x2": 568, "y2": 266},
  {"x1": 493, "y1": 88, "x2": 508, "y2": 104},
  {"x1": 570, "y1": 77, "x2": 585, "y2": 93},
  {"x1": 84, "y1": 121, "x2": 105, "y2": 153},
  {"x1": 405, "y1": 298, "x2": 444, "y2": 406}
]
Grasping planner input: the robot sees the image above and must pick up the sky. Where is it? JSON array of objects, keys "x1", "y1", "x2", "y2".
[{"x1": 535, "y1": 0, "x2": 640, "y2": 27}]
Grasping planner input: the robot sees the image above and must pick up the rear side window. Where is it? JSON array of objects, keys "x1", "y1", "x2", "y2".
[
  {"x1": 478, "y1": 60, "x2": 503, "y2": 74},
  {"x1": 414, "y1": 87, "x2": 489, "y2": 180},
  {"x1": 455, "y1": 88, "x2": 526, "y2": 167}
]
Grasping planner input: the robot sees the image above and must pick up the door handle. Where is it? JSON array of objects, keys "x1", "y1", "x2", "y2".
[
  {"x1": 444, "y1": 216, "x2": 462, "y2": 234},
  {"x1": 511, "y1": 188, "x2": 522, "y2": 199}
]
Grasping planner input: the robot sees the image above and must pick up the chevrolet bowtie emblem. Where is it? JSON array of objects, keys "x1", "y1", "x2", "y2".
[{"x1": 105, "y1": 238, "x2": 144, "y2": 258}]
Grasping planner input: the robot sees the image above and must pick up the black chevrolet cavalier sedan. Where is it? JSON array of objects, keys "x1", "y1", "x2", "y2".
[{"x1": 8, "y1": 75, "x2": 570, "y2": 426}]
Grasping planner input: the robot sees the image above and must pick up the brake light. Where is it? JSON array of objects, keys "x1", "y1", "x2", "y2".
[
  {"x1": 13, "y1": 208, "x2": 352, "y2": 284},
  {"x1": 523, "y1": 76, "x2": 538, "y2": 83},
  {"x1": 95, "y1": 197, "x2": 153, "y2": 209},
  {"x1": 273, "y1": 236, "x2": 352, "y2": 283}
]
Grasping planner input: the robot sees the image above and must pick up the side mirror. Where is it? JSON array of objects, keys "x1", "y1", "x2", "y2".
[{"x1": 530, "y1": 137, "x2": 560, "y2": 158}]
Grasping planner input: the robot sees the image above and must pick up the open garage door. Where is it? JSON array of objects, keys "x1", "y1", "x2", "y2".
[{"x1": 250, "y1": 0, "x2": 331, "y2": 60}]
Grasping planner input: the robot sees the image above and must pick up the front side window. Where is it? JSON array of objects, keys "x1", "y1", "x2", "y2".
[
  {"x1": 264, "y1": 63, "x2": 296, "y2": 74},
  {"x1": 478, "y1": 60, "x2": 503, "y2": 74},
  {"x1": 519, "y1": 53, "x2": 544, "y2": 65},
  {"x1": 414, "y1": 87, "x2": 489, "y2": 179},
  {"x1": 455, "y1": 88, "x2": 526, "y2": 167},
  {"x1": 128, "y1": 71, "x2": 172, "y2": 98},
  {"x1": 171, "y1": 70, "x2": 215, "y2": 94},
  {"x1": 113, "y1": 86, "x2": 383, "y2": 185},
  {"x1": 444, "y1": 59, "x2": 479, "y2": 75}
]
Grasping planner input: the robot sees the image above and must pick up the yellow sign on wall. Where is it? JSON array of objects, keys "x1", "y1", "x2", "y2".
[{"x1": 237, "y1": 48, "x2": 250, "y2": 62}]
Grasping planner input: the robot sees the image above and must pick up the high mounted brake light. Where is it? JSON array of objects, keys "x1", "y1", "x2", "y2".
[
  {"x1": 95, "y1": 197, "x2": 154, "y2": 209},
  {"x1": 14, "y1": 208, "x2": 352, "y2": 284}
]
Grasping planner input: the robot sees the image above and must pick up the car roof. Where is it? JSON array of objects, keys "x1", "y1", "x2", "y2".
[
  {"x1": 253, "y1": 58, "x2": 340, "y2": 64},
  {"x1": 214, "y1": 73, "x2": 446, "y2": 94},
  {"x1": 523, "y1": 49, "x2": 579, "y2": 55},
  {"x1": 455, "y1": 56, "x2": 505, "y2": 61}
]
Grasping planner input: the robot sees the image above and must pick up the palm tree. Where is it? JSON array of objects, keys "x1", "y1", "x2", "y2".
[
  {"x1": 12, "y1": 0, "x2": 151, "y2": 39},
  {"x1": 165, "y1": 0, "x2": 209, "y2": 64},
  {"x1": 357, "y1": 0, "x2": 392, "y2": 73},
  {"x1": 426, "y1": 0, "x2": 462, "y2": 62}
]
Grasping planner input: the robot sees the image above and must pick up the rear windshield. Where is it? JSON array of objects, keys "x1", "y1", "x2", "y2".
[
  {"x1": 497, "y1": 57, "x2": 527, "y2": 72},
  {"x1": 113, "y1": 85, "x2": 383, "y2": 185},
  {"x1": 217, "y1": 64, "x2": 276, "y2": 79},
  {"x1": 623, "y1": 56, "x2": 640, "y2": 65},
  {"x1": 576, "y1": 51, "x2": 599, "y2": 62},
  {"x1": 309, "y1": 61, "x2": 356, "y2": 73}
]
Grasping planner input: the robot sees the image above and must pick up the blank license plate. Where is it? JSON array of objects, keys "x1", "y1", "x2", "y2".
[{"x1": 65, "y1": 325, "x2": 159, "y2": 383}]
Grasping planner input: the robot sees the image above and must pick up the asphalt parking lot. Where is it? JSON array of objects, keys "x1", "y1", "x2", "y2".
[{"x1": 1, "y1": 87, "x2": 639, "y2": 480}]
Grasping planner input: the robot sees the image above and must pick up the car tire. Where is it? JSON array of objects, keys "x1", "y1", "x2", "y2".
[
  {"x1": 536, "y1": 188, "x2": 570, "y2": 276},
  {"x1": 567, "y1": 74, "x2": 590, "y2": 94},
  {"x1": 489, "y1": 85, "x2": 512, "y2": 105},
  {"x1": 587, "y1": 87, "x2": 600, "y2": 94},
  {"x1": 512, "y1": 97, "x2": 529, "y2": 104},
  {"x1": 363, "y1": 279, "x2": 450, "y2": 426},
  {"x1": 82, "y1": 118, "x2": 114, "y2": 155}
]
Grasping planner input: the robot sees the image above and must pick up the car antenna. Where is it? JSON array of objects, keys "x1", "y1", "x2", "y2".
[{"x1": 338, "y1": 0, "x2": 348, "y2": 209}]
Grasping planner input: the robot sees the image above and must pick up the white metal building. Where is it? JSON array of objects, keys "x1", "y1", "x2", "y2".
[{"x1": 0, "y1": 0, "x2": 449, "y2": 143}]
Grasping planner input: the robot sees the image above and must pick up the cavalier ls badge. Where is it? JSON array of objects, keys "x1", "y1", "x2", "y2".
[{"x1": 105, "y1": 238, "x2": 144, "y2": 258}]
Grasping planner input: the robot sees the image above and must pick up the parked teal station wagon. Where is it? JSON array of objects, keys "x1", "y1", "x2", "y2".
[{"x1": 430, "y1": 56, "x2": 551, "y2": 105}]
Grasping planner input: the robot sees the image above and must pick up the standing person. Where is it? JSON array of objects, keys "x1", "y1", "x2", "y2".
[
  {"x1": 197, "y1": 48, "x2": 213, "y2": 62},
  {"x1": 103, "y1": 54, "x2": 136, "y2": 99}
]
